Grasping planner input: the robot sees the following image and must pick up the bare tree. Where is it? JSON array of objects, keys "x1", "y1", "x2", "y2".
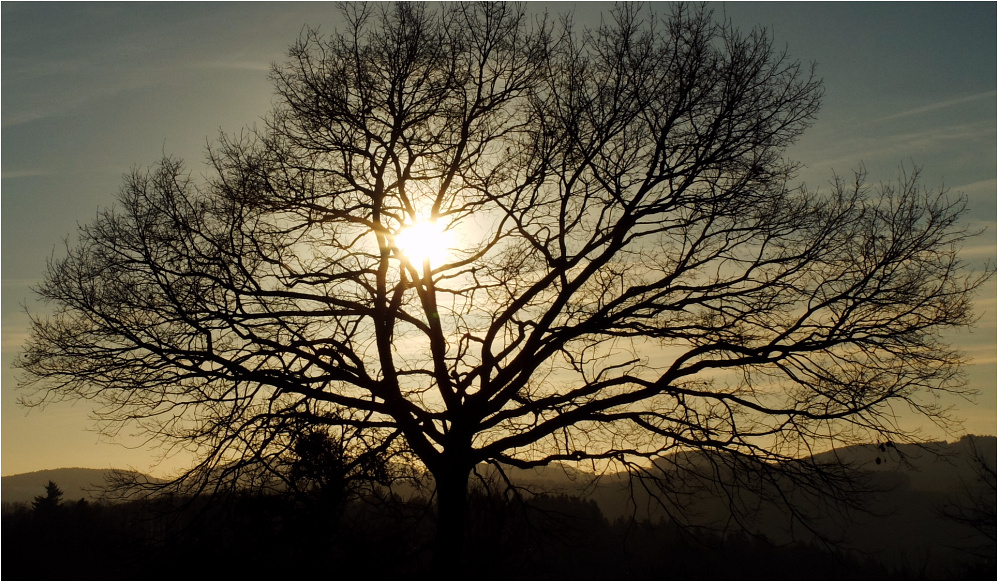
[
  {"x1": 942, "y1": 436, "x2": 997, "y2": 545},
  {"x1": 16, "y1": 3, "x2": 989, "y2": 573}
]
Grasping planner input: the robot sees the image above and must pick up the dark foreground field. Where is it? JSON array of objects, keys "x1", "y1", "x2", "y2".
[
  {"x1": 3, "y1": 486, "x2": 993, "y2": 581},
  {"x1": 0, "y1": 492, "x2": 901, "y2": 580},
  {"x1": 4, "y1": 437, "x2": 994, "y2": 580}
]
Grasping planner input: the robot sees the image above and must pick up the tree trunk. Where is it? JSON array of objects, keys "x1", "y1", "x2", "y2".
[{"x1": 431, "y1": 463, "x2": 472, "y2": 578}]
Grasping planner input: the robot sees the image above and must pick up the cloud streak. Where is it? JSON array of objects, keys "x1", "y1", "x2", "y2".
[
  {"x1": 796, "y1": 121, "x2": 995, "y2": 174},
  {"x1": 876, "y1": 90, "x2": 997, "y2": 122},
  {"x1": 193, "y1": 60, "x2": 272, "y2": 73}
]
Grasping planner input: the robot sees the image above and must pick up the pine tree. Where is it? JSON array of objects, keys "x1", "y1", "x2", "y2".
[{"x1": 31, "y1": 481, "x2": 64, "y2": 515}]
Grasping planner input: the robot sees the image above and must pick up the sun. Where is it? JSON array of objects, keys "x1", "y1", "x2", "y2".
[{"x1": 395, "y1": 219, "x2": 453, "y2": 269}]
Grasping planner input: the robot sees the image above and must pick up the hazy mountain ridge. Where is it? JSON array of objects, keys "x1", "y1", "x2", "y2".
[
  {"x1": 480, "y1": 436, "x2": 996, "y2": 575},
  {"x1": 1, "y1": 468, "x2": 154, "y2": 505},
  {"x1": 810, "y1": 436, "x2": 997, "y2": 492},
  {"x1": 4, "y1": 436, "x2": 992, "y2": 505},
  {"x1": 475, "y1": 436, "x2": 996, "y2": 507}
]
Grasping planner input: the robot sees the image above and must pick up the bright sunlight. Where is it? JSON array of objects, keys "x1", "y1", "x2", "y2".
[{"x1": 395, "y1": 219, "x2": 453, "y2": 269}]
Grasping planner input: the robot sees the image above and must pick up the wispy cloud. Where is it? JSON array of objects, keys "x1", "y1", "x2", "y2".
[
  {"x1": 951, "y1": 179, "x2": 998, "y2": 220},
  {"x1": 0, "y1": 169, "x2": 50, "y2": 179},
  {"x1": 2, "y1": 278, "x2": 43, "y2": 288},
  {"x1": 1, "y1": 309, "x2": 32, "y2": 352},
  {"x1": 951, "y1": 178, "x2": 998, "y2": 193},
  {"x1": 876, "y1": 90, "x2": 997, "y2": 122},
  {"x1": 1, "y1": 329, "x2": 30, "y2": 353},
  {"x1": 1, "y1": 76, "x2": 158, "y2": 129},
  {"x1": 959, "y1": 240, "x2": 998, "y2": 258},
  {"x1": 796, "y1": 121, "x2": 995, "y2": 173},
  {"x1": 193, "y1": 60, "x2": 272, "y2": 73},
  {"x1": 962, "y1": 345, "x2": 997, "y2": 366},
  {"x1": 1, "y1": 109, "x2": 56, "y2": 129}
]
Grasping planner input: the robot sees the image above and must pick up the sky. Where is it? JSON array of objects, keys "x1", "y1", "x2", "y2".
[{"x1": 2, "y1": 2, "x2": 995, "y2": 477}]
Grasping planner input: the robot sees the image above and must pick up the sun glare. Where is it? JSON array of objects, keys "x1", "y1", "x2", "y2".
[{"x1": 395, "y1": 219, "x2": 453, "y2": 269}]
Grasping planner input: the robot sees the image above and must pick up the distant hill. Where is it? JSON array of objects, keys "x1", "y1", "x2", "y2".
[
  {"x1": 3, "y1": 436, "x2": 993, "y2": 575},
  {"x1": 1, "y1": 468, "x2": 152, "y2": 505},
  {"x1": 5, "y1": 437, "x2": 992, "y2": 507},
  {"x1": 810, "y1": 435, "x2": 998, "y2": 491},
  {"x1": 472, "y1": 435, "x2": 997, "y2": 513},
  {"x1": 485, "y1": 435, "x2": 997, "y2": 575}
]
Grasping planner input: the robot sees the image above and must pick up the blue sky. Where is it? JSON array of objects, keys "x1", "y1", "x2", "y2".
[{"x1": 2, "y1": 2, "x2": 995, "y2": 476}]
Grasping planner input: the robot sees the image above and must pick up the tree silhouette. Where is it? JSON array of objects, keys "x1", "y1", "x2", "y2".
[
  {"x1": 32, "y1": 481, "x2": 64, "y2": 516},
  {"x1": 285, "y1": 426, "x2": 396, "y2": 507},
  {"x1": 16, "y1": 3, "x2": 989, "y2": 574}
]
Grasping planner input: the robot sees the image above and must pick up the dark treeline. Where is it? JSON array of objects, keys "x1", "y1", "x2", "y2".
[{"x1": 6, "y1": 483, "x2": 990, "y2": 581}]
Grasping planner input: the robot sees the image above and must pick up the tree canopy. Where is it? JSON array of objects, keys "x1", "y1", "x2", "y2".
[{"x1": 17, "y1": 2, "x2": 989, "y2": 570}]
